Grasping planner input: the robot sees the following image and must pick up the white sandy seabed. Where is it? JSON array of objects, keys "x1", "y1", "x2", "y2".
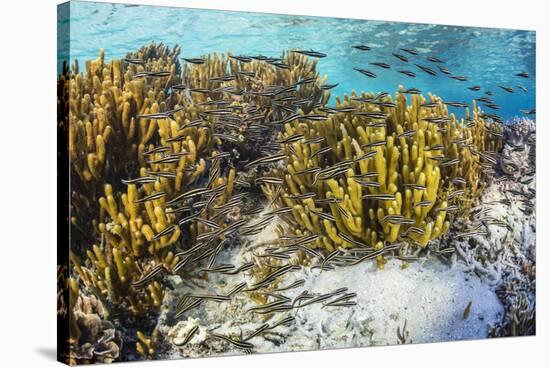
[
  {"x1": 156, "y1": 120, "x2": 535, "y2": 358},
  {"x1": 158, "y1": 230, "x2": 503, "y2": 358}
]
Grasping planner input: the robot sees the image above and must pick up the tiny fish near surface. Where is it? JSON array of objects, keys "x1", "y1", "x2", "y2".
[
  {"x1": 370, "y1": 62, "x2": 391, "y2": 69},
  {"x1": 427, "y1": 55, "x2": 445, "y2": 63},
  {"x1": 449, "y1": 75, "x2": 467, "y2": 81},
  {"x1": 392, "y1": 52, "x2": 409, "y2": 62},
  {"x1": 398, "y1": 70, "x2": 416, "y2": 77},
  {"x1": 400, "y1": 48, "x2": 418, "y2": 55},
  {"x1": 123, "y1": 58, "x2": 145, "y2": 65},
  {"x1": 294, "y1": 49, "x2": 327, "y2": 58},
  {"x1": 182, "y1": 57, "x2": 205, "y2": 64},
  {"x1": 415, "y1": 64, "x2": 437, "y2": 76},
  {"x1": 352, "y1": 45, "x2": 371, "y2": 51},
  {"x1": 354, "y1": 68, "x2": 377, "y2": 78},
  {"x1": 132, "y1": 71, "x2": 171, "y2": 79}
]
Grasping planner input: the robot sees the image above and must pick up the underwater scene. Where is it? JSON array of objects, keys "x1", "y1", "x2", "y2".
[{"x1": 57, "y1": 1, "x2": 536, "y2": 365}]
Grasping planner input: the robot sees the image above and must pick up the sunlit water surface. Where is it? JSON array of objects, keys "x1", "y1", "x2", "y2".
[{"x1": 58, "y1": 1, "x2": 536, "y2": 120}]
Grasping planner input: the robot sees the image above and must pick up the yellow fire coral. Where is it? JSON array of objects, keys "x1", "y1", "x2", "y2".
[
  {"x1": 260, "y1": 88, "x2": 503, "y2": 267},
  {"x1": 70, "y1": 151, "x2": 238, "y2": 315},
  {"x1": 66, "y1": 44, "x2": 182, "y2": 185},
  {"x1": 65, "y1": 43, "x2": 247, "y2": 320},
  {"x1": 64, "y1": 41, "x2": 330, "y2": 312},
  {"x1": 179, "y1": 50, "x2": 330, "y2": 110}
]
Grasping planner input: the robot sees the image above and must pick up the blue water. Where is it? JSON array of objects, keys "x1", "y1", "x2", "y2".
[{"x1": 58, "y1": 1, "x2": 536, "y2": 121}]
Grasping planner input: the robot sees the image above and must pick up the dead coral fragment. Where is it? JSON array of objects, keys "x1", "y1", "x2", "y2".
[{"x1": 489, "y1": 276, "x2": 536, "y2": 337}]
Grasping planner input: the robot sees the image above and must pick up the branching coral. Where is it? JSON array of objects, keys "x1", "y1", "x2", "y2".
[
  {"x1": 64, "y1": 43, "x2": 184, "y2": 249},
  {"x1": 259, "y1": 89, "x2": 503, "y2": 267},
  {"x1": 67, "y1": 43, "x2": 182, "y2": 185},
  {"x1": 70, "y1": 148, "x2": 239, "y2": 316},
  {"x1": 64, "y1": 43, "x2": 334, "y2": 361},
  {"x1": 179, "y1": 50, "x2": 329, "y2": 111},
  {"x1": 176, "y1": 50, "x2": 330, "y2": 160},
  {"x1": 64, "y1": 44, "x2": 330, "y2": 244}
]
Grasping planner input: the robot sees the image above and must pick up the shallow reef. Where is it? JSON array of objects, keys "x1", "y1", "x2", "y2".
[{"x1": 58, "y1": 42, "x2": 533, "y2": 364}]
